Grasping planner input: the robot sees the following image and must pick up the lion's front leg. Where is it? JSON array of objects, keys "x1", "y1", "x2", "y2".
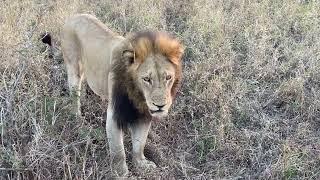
[
  {"x1": 130, "y1": 120, "x2": 157, "y2": 169},
  {"x1": 106, "y1": 107, "x2": 129, "y2": 176}
]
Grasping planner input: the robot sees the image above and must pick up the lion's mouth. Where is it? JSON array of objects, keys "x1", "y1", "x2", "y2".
[
  {"x1": 149, "y1": 109, "x2": 168, "y2": 118},
  {"x1": 150, "y1": 109, "x2": 164, "y2": 114}
]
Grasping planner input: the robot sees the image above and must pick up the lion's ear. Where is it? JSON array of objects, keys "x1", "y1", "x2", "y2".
[{"x1": 122, "y1": 50, "x2": 135, "y2": 65}]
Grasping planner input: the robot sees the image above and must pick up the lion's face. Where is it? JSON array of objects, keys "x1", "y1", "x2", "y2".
[
  {"x1": 135, "y1": 54, "x2": 176, "y2": 118},
  {"x1": 119, "y1": 31, "x2": 183, "y2": 118}
]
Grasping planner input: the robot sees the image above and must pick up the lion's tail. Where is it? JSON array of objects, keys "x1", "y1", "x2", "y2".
[
  {"x1": 41, "y1": 32, "x2": 52, "y2": 46},
  {"x1": 40, "y1": 32, "x2": 62, "y2": 61}
]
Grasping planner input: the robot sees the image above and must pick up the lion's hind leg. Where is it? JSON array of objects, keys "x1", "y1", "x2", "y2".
[
  {"x1": 61, "y1": 32, "x2": 84, "y2": 116},
  {"x1": 65, "y1": 62, "x2": 83, "y2": 116}
]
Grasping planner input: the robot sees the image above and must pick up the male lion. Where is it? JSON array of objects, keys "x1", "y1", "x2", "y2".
[{"x1": 60, "y1": 14, "x2": 183, "y2": 176}]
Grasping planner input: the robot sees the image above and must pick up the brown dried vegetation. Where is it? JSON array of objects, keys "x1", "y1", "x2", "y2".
[{"x1": 1, "y1": 0, "x2": 320, "y2": 179}]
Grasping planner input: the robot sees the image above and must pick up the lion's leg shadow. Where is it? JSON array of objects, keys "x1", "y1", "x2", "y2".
[{"x1": 130, "y1": 121, "x2": 157, "y2": 170}]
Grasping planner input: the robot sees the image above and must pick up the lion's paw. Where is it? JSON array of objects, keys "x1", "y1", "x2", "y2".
[
  {"x1": 112, "y1": 160, "x2": 129, "y2": 177},
  {"x1": 134, "y1": 159, "x2": 157, "y2": 170}
]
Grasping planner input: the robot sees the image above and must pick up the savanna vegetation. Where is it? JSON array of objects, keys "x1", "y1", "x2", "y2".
[{"x1": 1, "y1": 0, "x2": 320, "y2": 179}]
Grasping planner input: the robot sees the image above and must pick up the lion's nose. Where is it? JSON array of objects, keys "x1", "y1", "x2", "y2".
[{"x1": 153, "y1": 103, "x2": 165, "y2": 109}]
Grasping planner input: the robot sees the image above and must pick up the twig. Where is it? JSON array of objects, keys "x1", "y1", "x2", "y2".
[
  {"x1": 0, "y1": 168, "x2": 33, "y2": 171},
  {"x1": 1, "y1": 107, "x2": 4, "y2": 147}
]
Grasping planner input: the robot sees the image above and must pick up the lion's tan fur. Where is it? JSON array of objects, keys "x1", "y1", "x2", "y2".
[
  {"x1": 61, "y1": 14, "x2": 125, "y2": 100},
  {"x1": 132, "y1": 32, "x2": 183, "y2": 66}
]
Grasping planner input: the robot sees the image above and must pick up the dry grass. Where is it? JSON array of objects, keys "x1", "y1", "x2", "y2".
[{"x1": 1, "y1": 0, "x2": 320, "y2": 179}]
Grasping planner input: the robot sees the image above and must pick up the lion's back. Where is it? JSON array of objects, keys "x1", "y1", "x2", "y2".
[{"x1": 61, "y1": 14, "x2": 125, "y2": 99}]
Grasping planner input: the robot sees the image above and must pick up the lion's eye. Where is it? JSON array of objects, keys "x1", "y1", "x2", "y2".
[
  {"x1": 143, "y1": 77, "x2": 151, "y2": 83},
  {"x1": 166, "y1": 75, "x2": 172, "y2": 81}
]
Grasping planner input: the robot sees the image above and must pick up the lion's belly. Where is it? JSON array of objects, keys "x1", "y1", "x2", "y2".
[
  {"x1": 82, "y1": 49, "x2": 112, "y2": 99},
  {"x1": 81, "y1": 37, "x2": 124, "y2": 100},
  {"x1": 85, "y1": 67, "x2": 110, "y2": 100}
]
